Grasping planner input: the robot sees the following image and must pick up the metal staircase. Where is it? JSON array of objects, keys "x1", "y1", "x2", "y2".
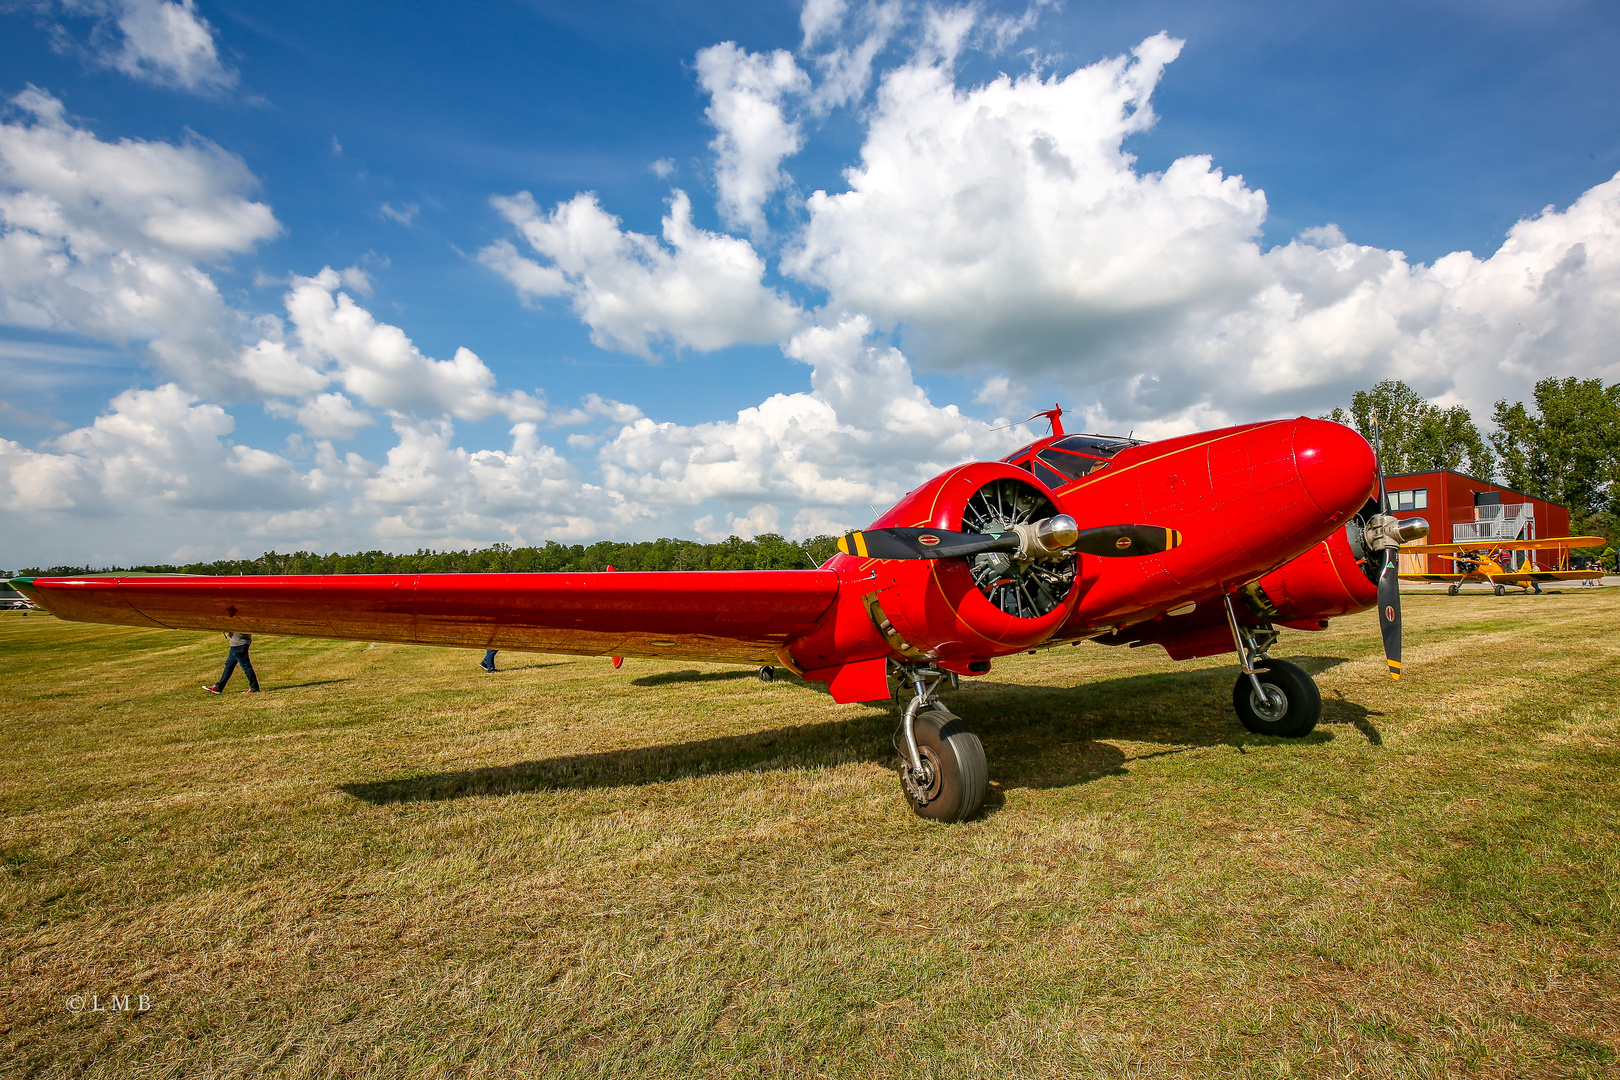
[{"x1": 1451, "y1": 502, "x2": 1533, "y2": 544}]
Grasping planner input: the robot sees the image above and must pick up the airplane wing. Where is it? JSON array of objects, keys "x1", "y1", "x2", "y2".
[
  {"x1": 1491, "y1": 570, "x2": 1604, "y2": 585},
  {"x1": 1398, "y1": 574, "x2": 1468, "y2": 582},
  {"x1": 9, "y1": 571, "x2": 840, "y2": 666},
  {"x1": 1403, "y1": 535, "x2": 1607, "y2": 555}
]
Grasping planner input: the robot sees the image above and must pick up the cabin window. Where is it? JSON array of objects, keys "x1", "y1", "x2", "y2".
[{"x1": 1036, "y1": 446, "x2": 1107, "y2": 482}]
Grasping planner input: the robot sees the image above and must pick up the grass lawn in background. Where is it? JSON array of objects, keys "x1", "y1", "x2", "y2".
[{"x1": 1, "y1": 590, "x2": 1616, "y2": 1078}]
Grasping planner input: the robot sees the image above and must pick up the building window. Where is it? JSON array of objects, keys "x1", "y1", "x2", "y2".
[{"x1": 1388, "y1": 488, "x2": 1428, "y2": 511}]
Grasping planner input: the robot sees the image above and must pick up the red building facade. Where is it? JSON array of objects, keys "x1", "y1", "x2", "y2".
[{"x1": 1382, "y1": 470, "x2": 1572, "y2": 573}]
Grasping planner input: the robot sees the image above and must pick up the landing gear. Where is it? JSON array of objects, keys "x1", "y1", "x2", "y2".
[
  {"x1": 1447, "y1": 583, "x2": 1460, "y2": 596},
  {"x1": 1222, "y1": 593, "x2": 1321, "y2": 738},
  {"x1": 1232, "y1": 659, "x2": 1322, "y2": 738},
  {"x1": 1493, "y1": 584, "x2": 1506, "y2": 596},
  {"x1": 757, "y1": 665, "x2": 775, "y2": 683},
  {"x1": 893, "y1": 665, "x2": 987, "y2": 822},
  {"x1": 898, "y1": 709, "x2": 987, "y2": 822}
]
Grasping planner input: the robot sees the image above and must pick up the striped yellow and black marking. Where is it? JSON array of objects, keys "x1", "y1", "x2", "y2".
[
  {"x1": 1387, "y1": 658, "x2": 1402, "y2": 682},
  {"x1": 836, "y1": 531, "x2": 870, "y2": 557}
]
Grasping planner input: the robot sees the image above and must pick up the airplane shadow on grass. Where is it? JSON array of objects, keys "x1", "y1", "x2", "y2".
[
  {"x1": 341, "y1": 655, "x2": 1382, "y2": 806},
  {"x1": 630, "y1": 668, "x2": 759, "y2": 687}
]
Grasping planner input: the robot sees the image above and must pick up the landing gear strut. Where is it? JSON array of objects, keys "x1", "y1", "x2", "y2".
[
  {"x1": 893, "y1": 665, "x2": 986, "y2": 823},
  {"x1": 1223, "y1": 593, "x2": 1321, "y2": 738}
]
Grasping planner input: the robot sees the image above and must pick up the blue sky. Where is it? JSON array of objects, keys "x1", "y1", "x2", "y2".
[{"x1": 2, "y1": 0, "x2": 1618, "y2": 566}]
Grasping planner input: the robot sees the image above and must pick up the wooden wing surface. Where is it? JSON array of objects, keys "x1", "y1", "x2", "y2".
[
  {"x1": 13, "y1": 571, "x2": 841, "y2": 666},
  {"x1": 1490, "y1": 570, "x2": 1604, "y2": 585},
  {"x1": 1402, "y1": 535, "x2": 1606, "y2": 555}
]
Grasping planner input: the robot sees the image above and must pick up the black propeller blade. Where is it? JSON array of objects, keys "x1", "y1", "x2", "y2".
[
  {"x1": 837, "y1": 527, "x2": 1016, "y2": 560},
  {"x1": 836, "y1": 523, "x2": 1183, "y2": 561},
  {"x1": 1370, "y1": 413, "x2": 1402, "y2": 681},
  {"x1": 1377, "y1": 550, "x2": 1402, "y2": 681},
  {"x1": 1071, "y1": 524, "x2": 1183, "y2": 558}
]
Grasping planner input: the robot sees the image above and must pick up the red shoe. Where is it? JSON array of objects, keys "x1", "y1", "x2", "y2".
[
  {"x1": 242, "y1": 688, "x2": 260, "y2": 695},
  {"x1": 203, "y1": 685, "x2": 222, "y2": 694}
]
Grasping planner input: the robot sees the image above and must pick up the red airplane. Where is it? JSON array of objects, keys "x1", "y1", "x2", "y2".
[{"x1": 11, "y1": 408, "x2": 1423, "y2": 823}]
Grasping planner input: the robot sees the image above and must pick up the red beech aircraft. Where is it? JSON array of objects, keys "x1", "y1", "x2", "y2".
[{"x1": 11, "y1": 408, "x2": 1422, "y2": 823}]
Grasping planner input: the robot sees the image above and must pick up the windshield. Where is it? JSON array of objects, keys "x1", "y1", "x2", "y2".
[{"x1": 1004, "y1": 433, "x2": 1142, "y2": 487}]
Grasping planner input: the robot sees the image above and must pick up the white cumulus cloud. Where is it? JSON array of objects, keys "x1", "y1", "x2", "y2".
[
  {"x1": 0, "y1": 88, "x2": 279, "y2": 397},
  {"x1": 594, "y1": 314, "x2": 1021, "y2": 529},
  {"x1": 52, "y1": 0, "x2": 238, "y2": 94},
  {"x1": 695, "y1": 42, "x2": 810, "y2": 235},
  {"x1": 480, "y1": 189, "x2": 802, "y2": 356}
]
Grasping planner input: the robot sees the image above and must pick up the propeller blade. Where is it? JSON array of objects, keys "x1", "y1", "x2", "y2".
[
  {"x1": 837, "y1": 527, "x2": 1018, "y2": 560},
  {"x1": 836, "y1": 523, "x2": 1182, "y2": 561},
  {"x1": 1071, "y1": 524, "x2": 1183, "y2": 557},
  {"x1": 1368, "y1": 412, "x2": 1403, "y2": 681},
  {"x1": 1377, "y1": 550, "x2": 1402, "y2": 680}
]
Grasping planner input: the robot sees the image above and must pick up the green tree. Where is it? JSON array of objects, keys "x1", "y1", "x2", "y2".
[
  {"x1": 1410, "y1": 405, "x2": 1494, "y2": 478},
  {"x1": 1326, "y1": 380, "x2": 1492, "y2": 479},
  {"x1": 1490, "y1": 377, "x2": 1620, "y2": 514}
]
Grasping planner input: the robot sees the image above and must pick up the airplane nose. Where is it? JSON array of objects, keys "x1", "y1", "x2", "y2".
[{"x1": 1294, "y1": 417, "x2": 1377, "y2": 520}]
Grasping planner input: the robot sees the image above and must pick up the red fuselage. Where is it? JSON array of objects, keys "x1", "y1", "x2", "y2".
[{"x1": 789, "y1": 417, "x2": 1380, "y2": 698}]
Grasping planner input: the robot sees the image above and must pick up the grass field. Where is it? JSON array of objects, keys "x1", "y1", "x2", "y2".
[{"x1": 2, "y1": 590, "x2": 1617, "y2": 1078}]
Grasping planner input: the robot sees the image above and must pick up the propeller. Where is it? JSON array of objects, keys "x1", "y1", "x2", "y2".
[
  {"x1": 837, "y1": 517, "x2": 1182, "y2": 561},
  {"x1": 1364, "y1": 415, "x2": 1429, "y2": 680}
]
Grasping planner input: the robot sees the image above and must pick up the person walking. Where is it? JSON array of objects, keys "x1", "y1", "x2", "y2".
[
  {"x1": 480, "y1": 649, "x2": 498, "y2": 673},
  {"x1": 205, "y1": 631, "x2": 259, "y2": 694}
]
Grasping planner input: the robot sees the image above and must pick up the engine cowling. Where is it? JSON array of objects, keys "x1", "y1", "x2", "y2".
[
  {"x1": 1253, "y1": 510, "x2": 1382, "y2": 627},
  {"x1": 795, "y1": 462, "x2": 1082, "y2": 669}
]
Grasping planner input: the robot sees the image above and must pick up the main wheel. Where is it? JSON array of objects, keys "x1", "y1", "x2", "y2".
[
  {"x1": 897, "y1": 709, "x2": 987, "y2": 823},
  {"x1": 757, "y1": 665, "x2": 775, "y2": 683},
  {"x1": 1232, "y1": 659, "x2": 1321, "y2": 738},
  {"x1": 1447, "y1": 583, "x2": 1460, "y2": 596},
  {"x1": 1493, "y1": 584, "x2": 1506, "y2": 596}
]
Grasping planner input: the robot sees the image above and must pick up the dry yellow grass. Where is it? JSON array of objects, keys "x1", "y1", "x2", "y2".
[{"x1": 1, "y1": 589, "x2": 1617, "y2": 1078}]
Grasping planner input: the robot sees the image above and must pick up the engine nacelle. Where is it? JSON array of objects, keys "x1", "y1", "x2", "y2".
[
  {"x1": 1253, "y1": 518, "x2": 1381, "y2": 627},
  {"x1": 792, "y1": 462, "x2": 1080, "y2": 671}
]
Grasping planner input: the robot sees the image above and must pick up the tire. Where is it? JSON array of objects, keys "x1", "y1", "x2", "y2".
[
  {"x1": 898, "y1": 709, "x2": 987, "y2": 823},
  {"x1": 1447, "y1": 584, "x2": 1460, "y2": 596},
  {"x1": 758, "y1": 665, "x2": 775, "y2": 683},
  {"x1": 1232, "y1": 659, "x2": 1321, "y2": 738},
  {"x1": 1493, "y1": 584, "x2": 1506, "y2": 596}
]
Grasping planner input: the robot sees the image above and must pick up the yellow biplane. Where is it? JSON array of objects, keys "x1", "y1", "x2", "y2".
[{"x1": 1399, "y1": 535, "x2": 1608, "y2": 595}]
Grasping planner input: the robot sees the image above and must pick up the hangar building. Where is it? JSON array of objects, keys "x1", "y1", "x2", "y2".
[{"x1": 1382, "y1": 470, "x2": 1572, "y2": 574}]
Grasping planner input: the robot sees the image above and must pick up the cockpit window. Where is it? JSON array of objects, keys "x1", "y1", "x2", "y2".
[
  {"x1": 1047, "y1": 434, "x2": 1139, "y2": 459},
  {"x1": 1004, "y1": 432, "x2": 1143, "y2": 488},
  {"x1": 1027, "y1": 457, "x2": 1067, "y2": 489}
]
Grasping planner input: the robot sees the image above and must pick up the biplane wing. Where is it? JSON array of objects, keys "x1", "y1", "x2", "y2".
[
  {"x1": 1398, "y1": 573, "x2": 1469, "y2": 583},
  {"x1": 1488, "y1": 570, "x2": 1604, "y2": 585},
  {"x1": 1401, "y1": 535, "x2": 1606, "y2": 555},
  {"x1": 9, "y1": 571, "x2": 840, "y2": 666}
]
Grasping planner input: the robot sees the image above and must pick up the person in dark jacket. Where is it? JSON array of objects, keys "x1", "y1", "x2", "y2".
[{"x1": 205, "y1": 631, "x2": 260, "y2": 694}]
